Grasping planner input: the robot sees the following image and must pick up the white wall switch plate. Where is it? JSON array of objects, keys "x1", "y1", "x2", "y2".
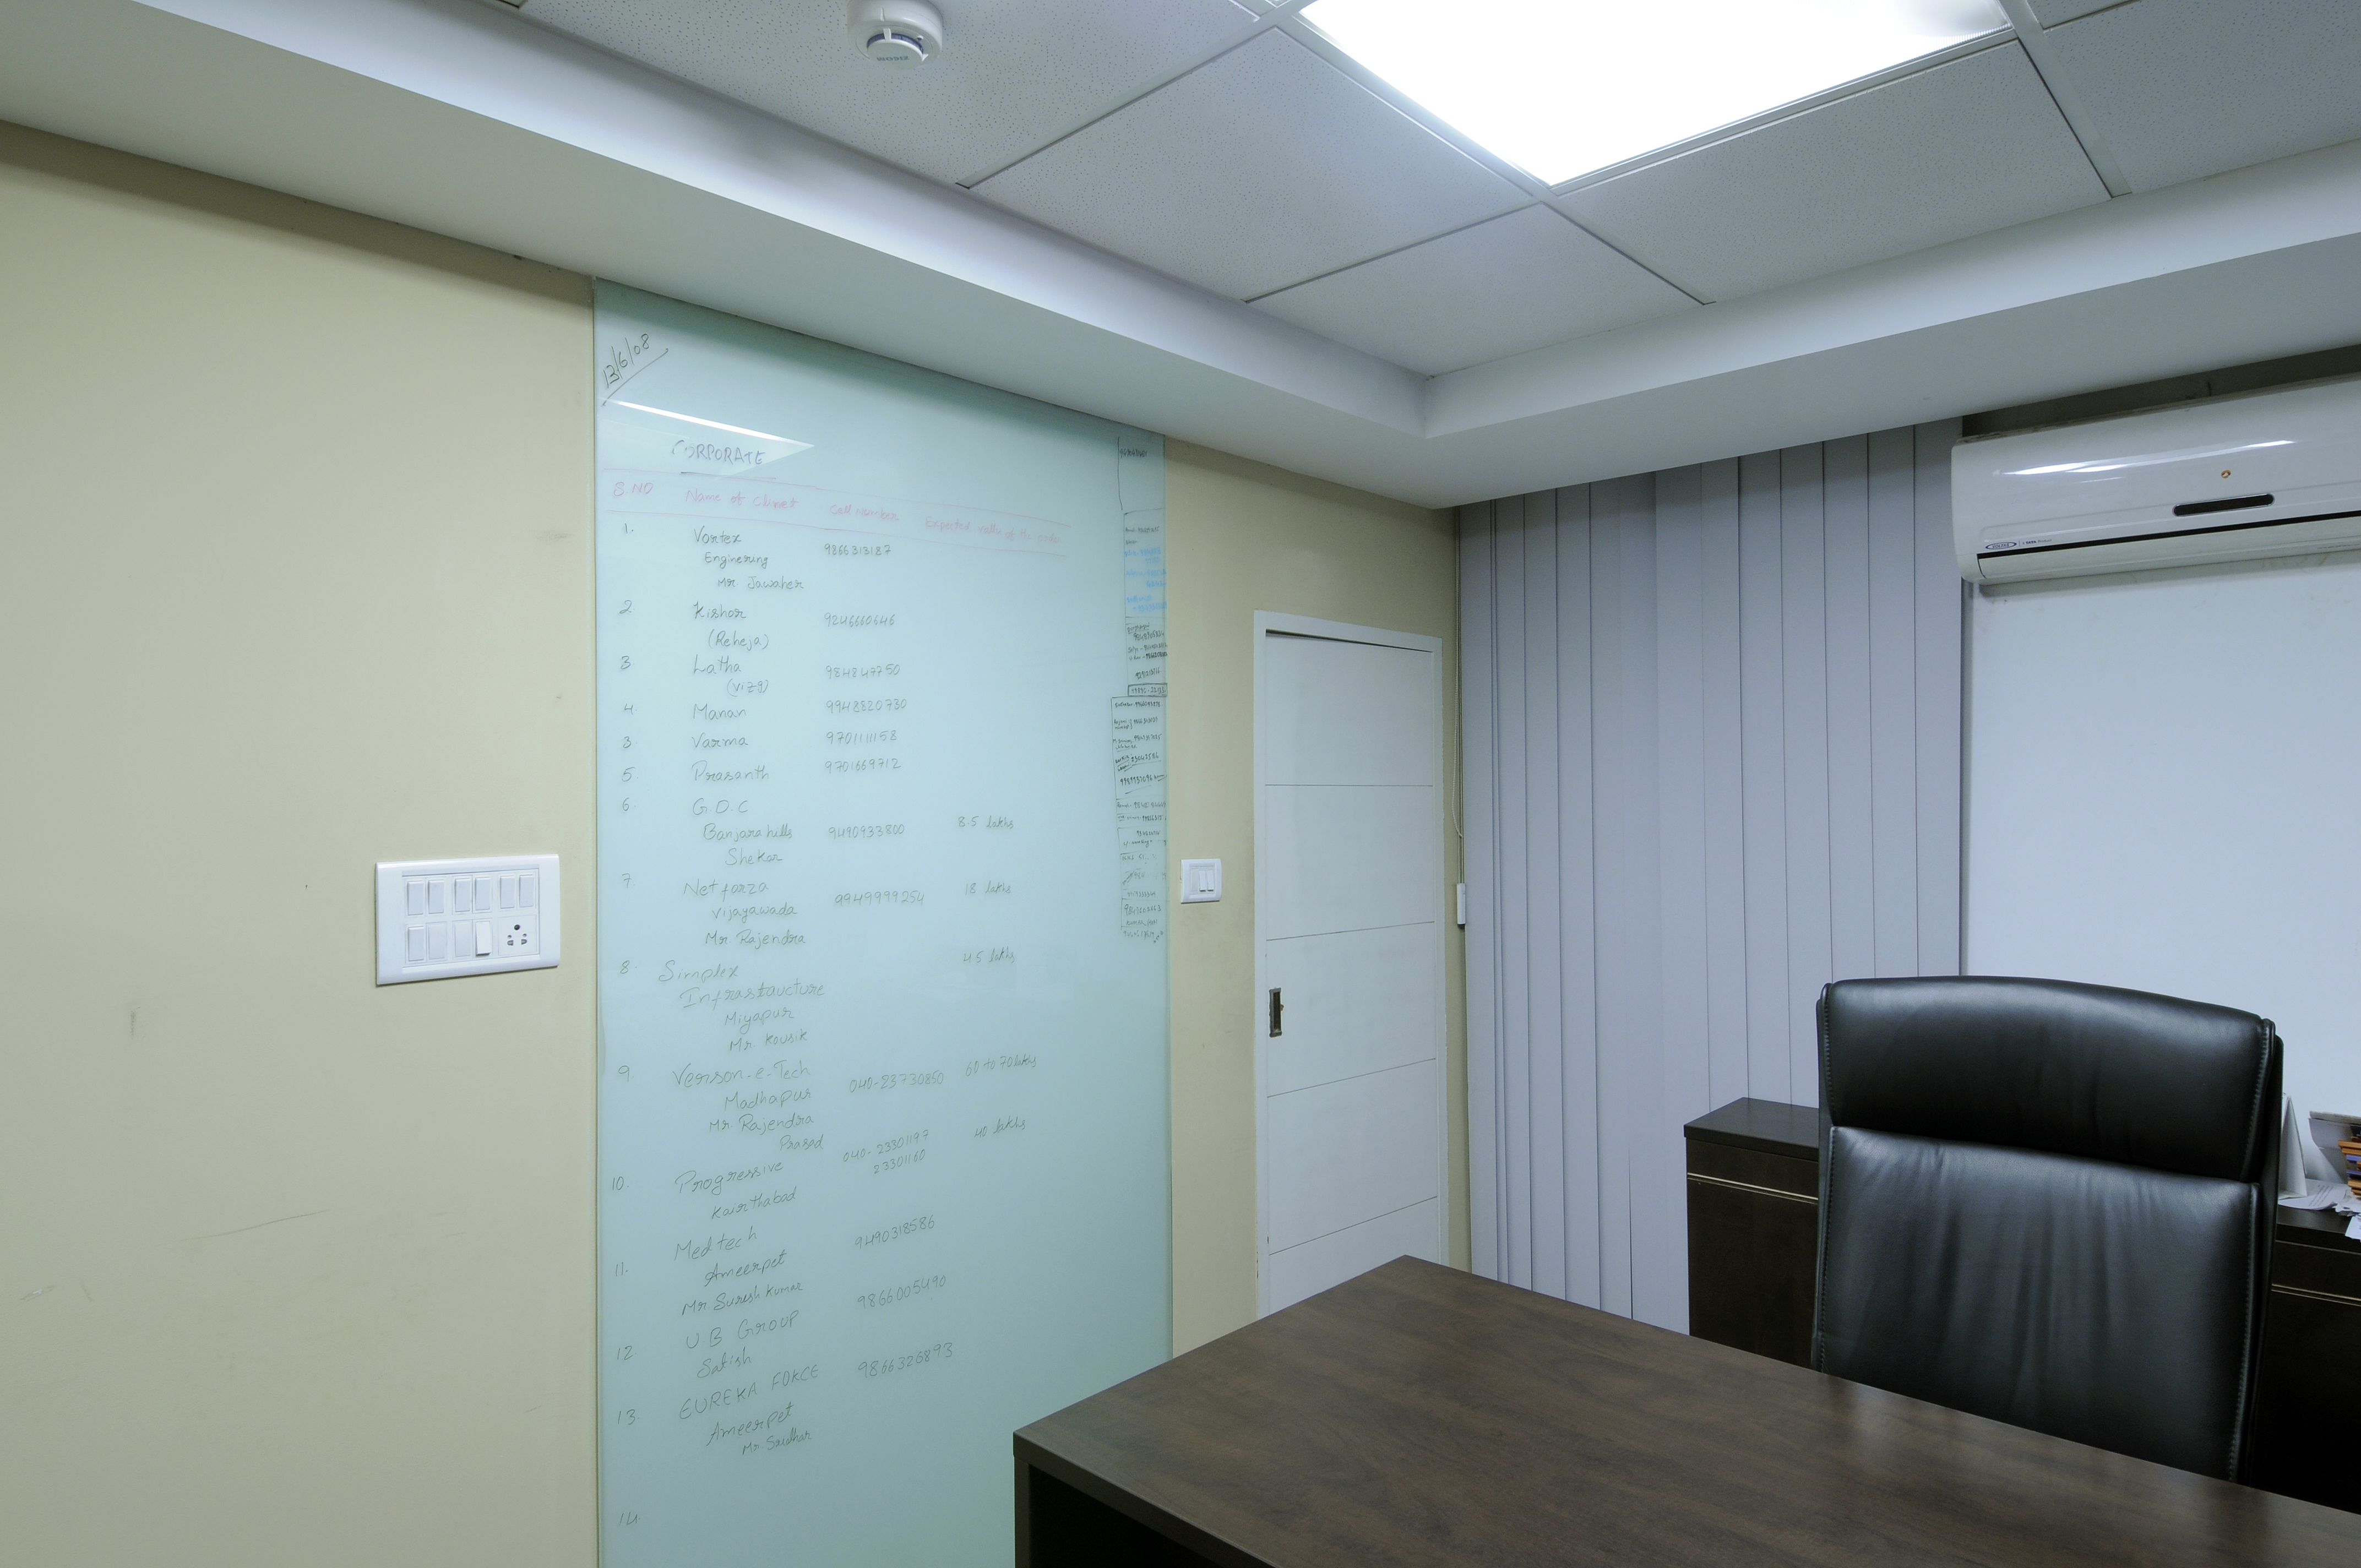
[
  {"x1": 1456, "y1": 882, "x2": 1467, "y2": 927},
  {"x1": 1179, "y1": 858, "x2": 1222, "y2": 903},
  {"x1": 376, "y1": 854, "x2": 560, "y2": 984}
]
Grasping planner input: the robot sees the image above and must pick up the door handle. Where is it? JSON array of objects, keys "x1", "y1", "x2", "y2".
[{"x1": 1269, "y1": 987, "x2": 1283, "y2": 1038}]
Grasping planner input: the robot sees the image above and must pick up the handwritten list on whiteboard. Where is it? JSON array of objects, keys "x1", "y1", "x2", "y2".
[{"x1": 592, "y1": 284, "x2": 1170, "y2": 1566}]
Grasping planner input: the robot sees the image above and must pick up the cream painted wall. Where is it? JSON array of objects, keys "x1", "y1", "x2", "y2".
[
  {"x1": 1164, "y1": 441, "x2": 1467, "y2": 1354},
  {"x1": 0, "y1": 126, "x2": 597, "y2": 1565},
  {"x1": 0, "y1": 120, "x2": 1468, "y2": 1556}
]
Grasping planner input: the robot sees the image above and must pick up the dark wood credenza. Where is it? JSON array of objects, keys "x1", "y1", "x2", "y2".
[{"x1": 1685, "y1": 1097, "x2": 2360, "y2": 1512}]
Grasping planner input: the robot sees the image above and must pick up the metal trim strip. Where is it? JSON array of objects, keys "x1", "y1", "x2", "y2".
[{"x1": 1686, "y1": 1171, "x2": 1819, "y2": 1206}]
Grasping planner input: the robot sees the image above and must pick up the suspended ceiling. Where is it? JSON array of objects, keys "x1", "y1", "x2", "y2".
[
  {"x1": 519, "y1": 0, "x2": 2361, "y2": 374},
  {"x1": 3, "y1": 0, "x2": 2360, "y2": 505}
]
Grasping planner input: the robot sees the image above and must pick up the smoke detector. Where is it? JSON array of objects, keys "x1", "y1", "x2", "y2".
[{"x1": 850, "y1": 0, "x2": 942, "y2": 66}]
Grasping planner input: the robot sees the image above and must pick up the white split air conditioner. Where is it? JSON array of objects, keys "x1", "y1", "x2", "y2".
[{"x1": 1953, "y1": 377, "x2": 2361, "y2": 584}]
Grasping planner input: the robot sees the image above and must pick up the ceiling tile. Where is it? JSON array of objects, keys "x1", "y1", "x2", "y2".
[
  {"x1": 970, "y1": 30, "x2": 1527, "y2": 300},
  {"x1": 519, "y1": 0, "x2": 1256, "y2": 186},
  {"x1": 1251, "y1": 208, "x2": 1694, "y2": 374},
  {"x1": 2026, "y1": 0, "x2": 2123, "y2": 23},
  {"x1": 1553, "y1": 43, "x2": 2106, "y2": 303},
  {"x1": 2043, "y1": 0, "x2": 2361, "y2": 192}
]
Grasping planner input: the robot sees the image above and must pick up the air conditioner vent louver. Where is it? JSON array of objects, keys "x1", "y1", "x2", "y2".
[{"x1": 2174, "y1": 493, "x2": 2273, "y2": 516}]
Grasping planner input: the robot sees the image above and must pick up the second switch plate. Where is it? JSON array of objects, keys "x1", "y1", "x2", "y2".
[{"x1": 1179, "y1": 858, "x2": 1222, "y2": 903}]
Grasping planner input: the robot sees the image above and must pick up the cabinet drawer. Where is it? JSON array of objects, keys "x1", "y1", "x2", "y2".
[
  {"x1": 1685, "y1": 1173, "x2": 1817, "y2": 1367},
  {"x1": 2254, "y1": 1253, "x2": 2361, "y2": 1512},
  {"x1": 1686, "y1": 1138, "x2": 1819, "y2": 1200}
]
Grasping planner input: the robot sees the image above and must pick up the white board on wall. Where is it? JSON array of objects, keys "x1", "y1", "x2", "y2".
[
  {"x1": 591, "y1": 282, "x2": 1171, "y2": 1565},
  {"x1": 1966, "y1": 551, "x2": 2361, "y2": 1120}
]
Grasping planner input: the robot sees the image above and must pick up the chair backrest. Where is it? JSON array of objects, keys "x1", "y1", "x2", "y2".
[{"x1": 1814, "y1": 976, "x2": 2280, "y2": 1481}]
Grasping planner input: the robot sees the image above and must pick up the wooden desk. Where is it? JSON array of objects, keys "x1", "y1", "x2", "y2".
[
  {"x1": 1684, "y1": 1096, "x2": 2361, "y2": 1510},
  {"x1": 1013, "y1": 1257, "x2": 2361, "y2": 1566}
]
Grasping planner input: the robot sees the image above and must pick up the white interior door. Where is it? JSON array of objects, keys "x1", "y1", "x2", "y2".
[{"x1": 1255, "y1": 616, "x2": 1446, "y2": 1315}]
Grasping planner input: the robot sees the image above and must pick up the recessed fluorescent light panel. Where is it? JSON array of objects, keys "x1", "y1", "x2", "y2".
[{"x1": 1297, "y1": 0, "x2": 2009, "y2": 187}]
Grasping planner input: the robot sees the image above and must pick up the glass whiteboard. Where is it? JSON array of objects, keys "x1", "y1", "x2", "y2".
[{"x1": 592, "y1": 283, "x2": 1169, "y2": 1566}]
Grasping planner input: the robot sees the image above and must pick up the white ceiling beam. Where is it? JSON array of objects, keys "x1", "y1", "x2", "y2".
[
  {"x1": 1434, "y1": 133, "x2": 2361, "y2": 436},
  {"x1": 0, "y1": 0, "x2": 1424, "y2": 427},
  {"x1": 1417, "y1": 226, "x2": 2361, "y2": 502}
]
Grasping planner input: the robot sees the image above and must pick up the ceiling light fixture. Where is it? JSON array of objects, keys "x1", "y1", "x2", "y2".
[
  {"x1": 850, "y1": 0, "x2": 944, "y2": 67},
  {"x1": 1296, "y1": 0, "x2": 2009, "y2": 187}
]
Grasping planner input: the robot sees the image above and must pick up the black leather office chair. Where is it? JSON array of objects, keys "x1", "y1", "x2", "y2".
[{"x1": 1814, "y1": 976, "x2": 2280, "y2": 1481}]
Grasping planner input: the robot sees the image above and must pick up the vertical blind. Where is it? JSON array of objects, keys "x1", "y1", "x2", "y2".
[{"x1": 1457, "y1": 422, "x2": 1963, "y2": 1329}]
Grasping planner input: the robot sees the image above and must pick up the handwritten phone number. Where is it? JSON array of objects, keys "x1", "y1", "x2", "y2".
[
  {"x1": 858, "y1": 1342, "x2": 953, "y2": 1378},
  {"x1": 856, "y1": 1275, "x2": 946, "y2": 1310}
]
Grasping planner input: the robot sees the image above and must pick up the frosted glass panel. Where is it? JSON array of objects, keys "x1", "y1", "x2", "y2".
[{"x1": 592, "y1": 283, "x2": 1169, "y2": 1566}]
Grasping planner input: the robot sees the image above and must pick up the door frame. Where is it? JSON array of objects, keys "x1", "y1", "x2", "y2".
[{"x1": 1252, "y1": 611, "x2": 1449, "y2": 1318}]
